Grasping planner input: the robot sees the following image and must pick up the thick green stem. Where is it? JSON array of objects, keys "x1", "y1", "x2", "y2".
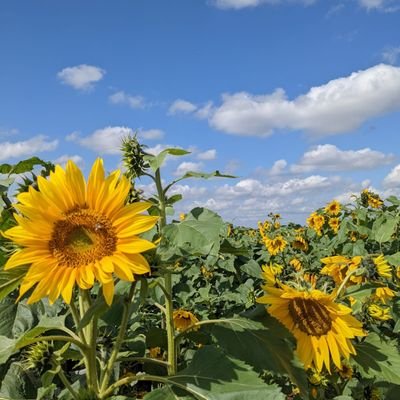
[
  {"x1": 18, "y1": 335, "x2": 88, "y2": 352},
  {"x1": 55, "y1": 363, "x2": 80, "y2": 400},
  {"x1": 99, "y1": 283, "x2": 136, "y2": 394},
  {"x1": 154, "y1": 168, "x2": 176, "y2": 376},
  {"x1": 79, "y1": 289, "x2": 99, "y2": 394}
]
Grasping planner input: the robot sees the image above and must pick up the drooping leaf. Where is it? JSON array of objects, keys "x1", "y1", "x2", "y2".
[
  {"x1": 0, "y1": 157, "x2": 51, "y2": 174},
  {"x1": 144, "y1": 148, "x2": 190, "y2": 172},
  {"x1": 0, "y1": 298, "x2": 33, "y2": 338},
  {"x1": 0, "y1": 266, "x2": 29, "y2": 301},
  {"x1": 144, "y1": 346, "x2": 285, "y2": 400}
]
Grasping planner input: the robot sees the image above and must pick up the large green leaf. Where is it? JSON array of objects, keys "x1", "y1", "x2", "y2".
[
  {"x1": 0, "y1": 298, "x2": 33, "y2": 338},
  {"x1": 0, "y1": 362, "x2": 37, "y2": 400},
  {"x1": 144, "y1": 148, "x2": 190, "y2": 172},
  {"x1": 144, "y1": 346, "x2": 285, "y2": 400},
  {"x1": 353, "y1": 333, "x2": 400, "y2": 385},
  {"x1": 0, "y1": 266, "x2": 29, "y2": 301},
  {"x1": 158, "y1": 208, "x2": 224, "y2": 260},
  {"x1": 0, "y1": 336, "x2": 17, "y2": 364},
  {"x1": 0, "y1": 157, "x2": 51, "y2": 175},
  {"x1": 372, "y1": 216, "x2": 398, "y2": 243},
  {"x1": 205, "y1": 314, "x2": 308, "y2": 395},
  {"x1": 180, "y1": 170, "x2": 236, "y2": 180}
]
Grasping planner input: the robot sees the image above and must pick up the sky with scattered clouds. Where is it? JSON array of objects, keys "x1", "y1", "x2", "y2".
[{"x1": 1, "y1": 0, "x2": 400, "y2": 225}]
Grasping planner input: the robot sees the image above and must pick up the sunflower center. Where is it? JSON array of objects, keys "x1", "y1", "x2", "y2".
[
  {"x1": 49, "y1": 208, "x2": 117, "y2": 268},
  {"x1": 288, "y1": 297, "x2": 332, "y2": 336}
]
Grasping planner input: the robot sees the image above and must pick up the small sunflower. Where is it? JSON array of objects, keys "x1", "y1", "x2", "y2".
[
  {"x1": 173, "y1": 309, "x2": 199, "y2": 331},
  {"x1": 264, "y1": 235, "x2": 287, "y2": 255},
  {"x1": 290, "y1": 258, "x2": 302, "y2": 271},
  {"x1": 257, "y1": 285, "x2": 365, "y2": 372},
  {"x1": 321, "y1": 256, "x2": 363, "y2": 285},
  {"x1": 368, "y1": 304, "x2": 391, "y2": 321},
  {"x1": 325, "y1": 200, "x2": 341, "y2": 216},
  {"x1": 3, "y1": 159, "x2": 158, "y2": 305},
  {"x1": 261, "y1": 263, "x2": 283, "y2": 286},
  {"x1": 373, "y1": 255, "x2": 391, "y2": 279},
  {"x1": 292, "y1": 236, "x2": 309, "y2": 252},
  {"x1": 374, "y1": 286, "x2": 395, "y2": 304},
  {"x1": 328, "y1": 217, "x2": 340, "y2": 234},
  {"x1": 306, "y1": 212, "x2": 325, "y2": 236}
]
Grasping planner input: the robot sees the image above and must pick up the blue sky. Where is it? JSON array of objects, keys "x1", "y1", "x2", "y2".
[{"x1": 1, "y1": 0, "x2": 400, "y2": 225}]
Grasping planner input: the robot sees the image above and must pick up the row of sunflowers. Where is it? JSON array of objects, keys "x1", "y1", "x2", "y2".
[{"x1": 0, "y1": 140, "x2": 399, "y2": 399}]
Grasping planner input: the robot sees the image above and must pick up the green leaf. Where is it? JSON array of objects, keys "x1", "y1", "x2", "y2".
[
  {"x1": 158, "y1": 208, "x2": 224, "y2": 260},
  {"x1": 144, "y1": 346, "x2": 285, "y2": 400},
  {"x1": 0, "y1": 266, "x2": 29, "y2": 301},
  {"x1": 206, "y1": 315, "x2": 308, "y2": 395},
  {"x1": 0, "y1": 157, "x2": 51, "y2": 174},
  {"x1": 241, "y1": 260, "x2": 262, "y2": 278},
  {"x1": 76, "y1": 296, "x2": 108, "y2": 332},
  {"x1": 145, "y1": 148, "x2": 190, "y2": 172},
  {"x1": 386, "y1": 252, "x2": 400, "y2": 266},
  {"x1": 0, "y1": 298, "x2": 33, "y2": 338},
  {"x1": 0, "y1": 362, "x2": 37, "y2": 399},
  {"x1": 353, "y1": 333, "x2": 400, "y2": 385},
  {"x1": 0, "y1": 336, "x2": 17, "y2": 364},
  {"x1": 386, "y1": 196, "x2": 400, "y2": 206},
  {"x1": 180, "y1": 170, "x2": 236, "y2": 180},
  {"x1": 220, "y1": 239, "x2": 250, "y2": 256},
  {"x1": 15, "y1": 315, "x2": 67, "y2": 348},
  {"x1": 372, "y1": 216, "x2": 398, "y2": 243}
]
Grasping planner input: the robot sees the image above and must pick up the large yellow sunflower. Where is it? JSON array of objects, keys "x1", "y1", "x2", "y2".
[
  {"x1": 3, "y1": 159, "x2": 158, "y2": 306},
  {"x1": 257, "y1": 285, "x2": 365, "y2": 373}
]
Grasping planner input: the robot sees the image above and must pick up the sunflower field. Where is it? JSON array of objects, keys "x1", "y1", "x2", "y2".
[{"x1": 1, "y1": 137, "x2": 400, "y2": 400}]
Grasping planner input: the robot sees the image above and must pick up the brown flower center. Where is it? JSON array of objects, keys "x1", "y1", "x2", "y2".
[
  {"x1": 288, "y1": 297, "x2": 332, "y2": 336},
  {"x1": 49, "y1": 208, "x2": 117, "y2": 268}
]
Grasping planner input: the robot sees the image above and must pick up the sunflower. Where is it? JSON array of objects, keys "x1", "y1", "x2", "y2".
[
  {"x1": 261, "y1": 263, "x2": 283, "y2": 286},
  {"x1": 373, "y1": 255, "x2": 391, "y2": 279},
  {"x1": 328, "y1": 217, "x2": 340, "y2": 234},
  {"x1": 306, "y1": 212, "x2": 325, "y2": 236},
  {"x1": 292, "y1": 236, "x2": 309, "y2": 252},
  {"x1": 290, "y1": 258, "x2": 302, "y2": 271},
  {"x1": 257, "y1": 285, "x2": 365, "y2": 372},
  {"x1": 325, "y1": 200, "x2": 341, "y2": 216},
  {"x1": 3, "y1": 159, "x2": 158, "y2": 306},
  {"x1": 264, "y1": 235, "x2": 287, "y2": 255},
  {"x1": 368, "y1": 304, "x2": 391, "y2": 321},
  {"x1": 320, "y1": 256, "x2": 363, "y2": 285},
  {"x1": 173, "y1": 309, "x2": 199, "y2": 331},
  {"x1": 374, "y1": 286, "x2": 395, "y2": 304}
]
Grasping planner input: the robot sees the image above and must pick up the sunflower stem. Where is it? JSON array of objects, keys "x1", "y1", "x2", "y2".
[
  {"x1": 79, "y1": 289, "x2": 99, "y2": 394},
  {"x1": 54, "y1": 362, "x2": 80, "y2": 400},
  {"x1": 334, "y1": 268, "x2": 360, "y2": 300},
  {"x1": 154, "y1": 168, "x2": 177, "y2": 376},
  {"x1": 99, "y1": 282, "x2": 136, "y2": 395}
]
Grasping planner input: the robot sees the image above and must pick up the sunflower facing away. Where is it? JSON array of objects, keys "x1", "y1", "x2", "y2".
[
  {"x1": 3, "y1": 159, "x2": 158, "y2": 306},
  {"x1": 257, "y1": 284, "x2": 366, "y2": 373}
]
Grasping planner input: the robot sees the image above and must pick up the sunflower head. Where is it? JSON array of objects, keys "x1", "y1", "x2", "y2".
[
  {"x1": 264, "y1": 235, "x2": 287, "y2": 255},
  {"x1": 121, "y1": 134, "x2": 150, "y2": 179},
  {"x1": 325, "y1": 200, "x2": 341, "y2": 216},
  {"x1": 3, "y1": 159, "x2": 158, "y2": 306},
  {"x1": 292, "y1": 236, "x2": 309, "y2": 252},
  {"x1": 368, "y1": 304, "x2": 392, "y2": 321},
  {"x1": 173, "y1": 309, "x2": 199, "y2": 331},
  {"x1": 306, "y1": 212, "x2": 325, "y2": 236},
  {"x1": 372, "y1": 255, "x2": 392, "y2": 279},
  {"x1": 22, "y1": 341, "x2": 53, "y2": 372},
  {"x1": 257, "y1": 285, "x2": 366, "y2": 373}
]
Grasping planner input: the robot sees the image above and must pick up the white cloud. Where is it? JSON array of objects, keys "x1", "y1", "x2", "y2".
[
  {"x1": 69, "y1": 126, "x2": 133, "y2": 154},
  {"x1": 138, "y1": 129, "x2": 165, "y2": 140},
  {"x1": 57, "y1": 64, "x2": 105, "y2": 90},
  {"x1": 358, "y1": 0, "x2": 400, "y2": 11},
  {"x1": 209, "y1": 64, "x2": 400, "y2": 137},
  {"x1": 109, "y1": 91, "x2": 145, "y2": 109},
  {"x1": 212, "y1": 0, "x2": 315, "y2": 10},
  {"x1": 382, "y1": 46, "x2": 400, "y2": 64},
  {"x1": 0, "y1": 135, "x2": 58, "y2": 161},
  {"x1": 291, "y1": 144, "x2": 395, "y2": 173},
  {"x1": 383, "y1": 164, "x2": 400, "y2": 187},
  {"x1": 168, "y1": 99, "x2": 197, "y2": 115},
  {"x1": 269, "y1": 159, "x2": 288, "y2": 176},
  {"x1": 54, "y1": 154, "x2": 84, "y2": 167},
  {"x1": 197, "y1": 149, "x2": 217, "y2": 160},
  {"x1": 174, "y1": 161, "x2": 204, "y2": 176}
]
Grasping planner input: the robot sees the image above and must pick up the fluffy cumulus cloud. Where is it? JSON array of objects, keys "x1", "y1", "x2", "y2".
[
  {"x1": 212, "y1": 0, "x2": 315, "y2": 10},
  {"x1": 383, "y1": 164, "x2": 400, "y2": 187},
  {"x1": 290, "y1": 144, "x2": 395, "y2": 173},
  {"x1": 209, "y1": 64, "x2": 400, "y2": 136},
  {"x1": 57, "y1": 64, "x2": 105, "y2": 90},
  {"x1": 168, "y1": 99, "x2": 213, "y2": 119},
  {"x1": 174, "y1": 161, "x2": 204, "y2": 176},
  {"x1": 0, "y1": 135, "x2": 58, "y2": 161},
  {"x1": 109, "y1": 91, "x2": 146, "y2": 109},
  {"x1": 138, "y1": 129, "x2": 165, "y2": 140},
  {"x1": 68, "y1": 126, "x2": 133, "y2": 154},
  {"x1": 197, "y1": 149, "x2": 217, "y2": 160},
  {"x1": 54, "y1": 154, "x2": 84, "y2": 167}
]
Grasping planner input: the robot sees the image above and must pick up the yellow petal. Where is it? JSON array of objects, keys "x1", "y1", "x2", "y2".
[
  {"x1": 117, "y1": 238, "x2": 156, "y2": 254},
  {"x1": 102, "y1": 281, "x2": 114, "y2": 306}
]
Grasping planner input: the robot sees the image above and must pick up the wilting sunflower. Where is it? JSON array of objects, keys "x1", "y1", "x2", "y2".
[
  {"x1": 3, "y1": 159, "x2": 158, "y2": 305},
  {"x1": 173, "y1": 309, "x2": 199, "y2": 331},
  {"x1": 292, "y1": 236, "x2": 308, "y2": 252},
  {"x1": 320, "y1": 256, "x2": 363, "y2": 285},
  {"x1": 373, "y1": 255, "x2": 392, "y2": 279},
  {"x1": 257, "y1": 285, "x2": 365, "y2": 372},
  {"x1": 368, "y1": 304, "x2": 391, "y2": 321},
  {"x1": 374, "y1": 286, "x2": 395, "y2": 304}
]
